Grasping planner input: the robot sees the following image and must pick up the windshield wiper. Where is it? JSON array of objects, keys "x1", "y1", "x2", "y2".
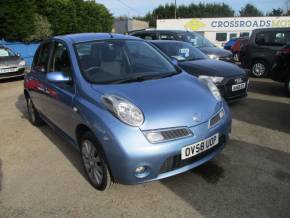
[{"x1": 111, "y1": 72, "x2": 179, "y2": 84}]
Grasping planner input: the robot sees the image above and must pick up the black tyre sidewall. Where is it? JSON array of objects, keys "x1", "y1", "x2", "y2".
[
  {"x1": 26, "y1": 97, "x2": 44, "y2": 126},
  {"x1": 80, "y1": 132, "x2": 112, "y2": 191}
]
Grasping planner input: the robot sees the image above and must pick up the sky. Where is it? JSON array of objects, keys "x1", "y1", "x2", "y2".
[{"x1": 95, "y1": 0, "x2": 289, "y2": 17}]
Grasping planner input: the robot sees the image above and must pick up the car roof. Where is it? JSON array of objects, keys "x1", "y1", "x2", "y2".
[
  {"x1": 149, "y1": 40, "x2": 185, "y2": 44},
  {"x1": 132, "y1": 29, "x2": 191, "y2": 34},
  {"x1": 253, "y1": 27, "x2": 290, "y2": 32},
  {"x1": 53, "y1": 33, "x2": 141, "y2": 43}
]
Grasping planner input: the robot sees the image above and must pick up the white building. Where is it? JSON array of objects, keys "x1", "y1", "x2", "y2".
[{"x1": 157, "y1": 16, "x2": 290, "y2": 47}]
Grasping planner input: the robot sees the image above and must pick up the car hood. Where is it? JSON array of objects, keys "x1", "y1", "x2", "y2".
[
  {"x1": 91, "y1": 73, "x2": 222, "y2": 130},
  {"x1": 178, "y1": 59, "x2": 246, "y2": 77},
  {"x1": 0, "y1": 56, "x2": 22, "y2": 67},
  {"x1": 199, "y1": 47, "x2": 232, "y2": 57}
]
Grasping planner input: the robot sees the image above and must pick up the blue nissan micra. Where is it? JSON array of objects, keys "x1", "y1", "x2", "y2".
[{"x1": 24, "y1": 33, "x2": 231, "y2": 191}]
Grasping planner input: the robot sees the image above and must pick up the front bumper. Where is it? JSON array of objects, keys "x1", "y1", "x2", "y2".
[
  {"x1": 0, "y1": 67, "x2": 25, "y2": 79},
  {"x1": 217, "y1": 75, "x2": 249, "y2": 101},
  {"x1": 99, "y1": 102, "x2": 231, "y2": 185}
]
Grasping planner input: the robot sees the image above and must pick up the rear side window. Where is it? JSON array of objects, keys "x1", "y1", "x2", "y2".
[
  {"x1": 133, "y1": 32, "x2": 157, "y2": 40},
  {"x1": 255, "y1": 31, "x2": 289, "y2": 46},
  {"x1": 159, "y1": 33, "x2": 176, "y2": 40},
  {"x1": 33, "y1": 42, "x2": 53, "y2": 73}
]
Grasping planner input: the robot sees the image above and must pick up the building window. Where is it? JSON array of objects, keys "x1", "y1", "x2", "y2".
[
  {"x1": 240, "y1": 32, "x2": 250, "y2": 37},
  {"x1": 230, "y1": 33, "x2": 237, "y2": 39},
  {"x1": 216, "y1": 33, "x2": 227, "y2": 42}
]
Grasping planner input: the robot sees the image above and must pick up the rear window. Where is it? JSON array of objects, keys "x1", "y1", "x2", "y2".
[{"x1": 0, "y1": 48, "x2": 15, "y2": 57}]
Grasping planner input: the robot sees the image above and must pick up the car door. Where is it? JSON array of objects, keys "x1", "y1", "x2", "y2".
[
  {"x1": 254, "y1": 30, "x2": 288, "y2": 67},
  {"x1": 28, "y1": 41, "x2": 54, "y2": 113},
  {"x1": 40, "y1": 40, "x2": 76, "y2": 138}
]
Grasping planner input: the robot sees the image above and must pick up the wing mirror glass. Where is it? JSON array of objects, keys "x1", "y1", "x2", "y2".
[{"x1": 46, "y1": 71, "x2": 71, "y2": 83}]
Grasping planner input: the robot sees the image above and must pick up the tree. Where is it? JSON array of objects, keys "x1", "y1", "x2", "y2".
[
  {"x1": 239, "y1": 4, "x2": 263, "y2": 17},
  {"x1": 140, "y1": 2, "x2": 235, "y2": 27},
  {"x1": 267, "y1": 8, "x2": 284, "y2": 16},
  {"x1": 0, "y1": 0, "x2": 36, "y2": 41},
  {"x1": 28, "y1": 14, "x2": 53, "y2": 41}
]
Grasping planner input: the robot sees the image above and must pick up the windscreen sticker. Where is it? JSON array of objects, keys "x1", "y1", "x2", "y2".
[{"x1": 179, "y1": 48, "x2": 190, "y2": 57}]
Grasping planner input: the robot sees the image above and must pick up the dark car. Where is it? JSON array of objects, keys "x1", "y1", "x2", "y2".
[
  {"x1": 240, "y1": 28, "x2": 290, "y2": 77},
  {"x1": 231, "y1": 37, "x2": 249, "y2": 62},
  {"x1": 130, "y1": 29, "x2": 233, "y2": 62},
  {"x1": 269, "y1": 43, "x2": 290, "y2": 96},
  {"x1": 150, "y1": 40, "x2": 248, "y2": 101},
  {"x1": 0, "y1": 45, "x2": 26, "y2": 79}
]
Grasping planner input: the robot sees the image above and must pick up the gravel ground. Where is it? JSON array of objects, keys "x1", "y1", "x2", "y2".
[{"x1": 0, "y1": 77, "x2": 290, "y2": 218}]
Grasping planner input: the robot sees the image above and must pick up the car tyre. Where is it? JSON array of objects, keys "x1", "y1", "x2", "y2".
[
  {"x1": 80, "y1": 132, "x2": 112, "y2": 191},
  {"x1": 26, "y1": 97, "x2": 44, "y2": 126},
  {"x1": 251, "y1": 60, "x2": 269, "y2": 78}
]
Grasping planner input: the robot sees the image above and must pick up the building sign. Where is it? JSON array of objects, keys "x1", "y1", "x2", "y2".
[{"x1": 157, "y1": 17, "x2": 290, "y2": 32}]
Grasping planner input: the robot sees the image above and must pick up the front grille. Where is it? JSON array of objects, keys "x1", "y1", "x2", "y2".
[
  {"x1": 159, "y1": 135, "x2": 225, "y2": 174},
  {"x1": 143, "y1": 127, "x2": 192, "y2": 143},
  {"x1": 224, "y1": 76, "x2": 248, "y2": 99},
  {"x1": 160, "y1": 128, "x2": 192, "y2": 140}
]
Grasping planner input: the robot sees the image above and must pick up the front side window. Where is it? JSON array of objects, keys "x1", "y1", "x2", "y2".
[
  {"x1": 216, "y1": 33, "x2": 227, "y2": 42},
  {"x1": 178, "y1": 32, "x2": 214, "y2": 48},
  {"x1": 49, "y1": 42, "x2": 72, "y2": 77},
  {"x1": 75, "y1": 40, "x2": 178, "y2": 84},
  {"x1": 33, "y1": 42, "x2": 53, "y2": 73},
  {"x1": 154, "y1": 42, "x2": 208, "y2": 62},
  {"x1": 256, "y1": 31, "x2": 288, "y2": 46},
  {"x1": 0, "y1": 48, "x2": 15, "y2": 57}
]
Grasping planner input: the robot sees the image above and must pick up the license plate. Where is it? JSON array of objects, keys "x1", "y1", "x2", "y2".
[
  {"x1": 0, "y1": 68, "x2": 18, "y2": 74},
  {"x1": 232, "y1": 82, "x2": 246, "y2": 91},
  {"x1": 181, "y1": 133, "x2": 219, "y2": 160}
]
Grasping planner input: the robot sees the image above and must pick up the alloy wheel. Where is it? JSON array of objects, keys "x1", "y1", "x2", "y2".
[
  {"x1": 252, "y1": 63, "x2": 266, "y2": 77},
  {"x1": 81, "y1": 140, "x2": 104, "y2": 186}
]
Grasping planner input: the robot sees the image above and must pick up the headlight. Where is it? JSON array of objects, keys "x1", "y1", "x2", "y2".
[
  {"x1": 102, "y1": 94, "x2": 144, "y2": 127},
  {"x1": 199, "y1": 77, "x2": 222, "y2": 101},
  {"x1": 208, "y1": 54, "x2": 219, "y2": 60},
  {"x1": 199, "y1": 75, "x2": 224, "y2": 83},
  {"x1": 19, "y1": 60, "x2": 26, "y2": 66}
]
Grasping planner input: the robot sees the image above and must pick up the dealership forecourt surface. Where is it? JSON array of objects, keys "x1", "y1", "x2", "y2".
[{"x1": 0, "y1": 78, "x2": 290, "y2": 217}]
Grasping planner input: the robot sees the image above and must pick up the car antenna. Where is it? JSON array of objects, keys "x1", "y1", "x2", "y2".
[{"x1": 109, "y1": 33, "x2": 114, "y2": 38}]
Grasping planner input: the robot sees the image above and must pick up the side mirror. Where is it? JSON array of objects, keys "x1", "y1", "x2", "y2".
[
  {"x1": 46, "y1": 71, "x2": 71, "y2": 83},
  {"x1": 16, "y1": 53, "x2": 20, "y2": 57}
]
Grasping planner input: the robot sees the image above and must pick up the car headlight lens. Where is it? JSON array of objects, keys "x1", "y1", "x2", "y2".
[
  {"x1": 199, "y1": 75, "x2": 224, "y2": 83},
  {"x1": 199, "y1": 77, "x2": 222, "y2": 101},
  {"x1": 208, "y1": 54, "x2": 219, "y2": 60},
  {"x1": 102, "y1": 94, "x2": 144, "y2": 127},
  {"x1": 19, "y1": 60, "x2": 26, "y2": 66}
]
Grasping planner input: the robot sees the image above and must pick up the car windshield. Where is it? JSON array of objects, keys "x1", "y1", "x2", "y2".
[
  {"x1": 178, "y1": 32, "x2": 214, "y2": 48},
  {"x1": 75, "y1": 39, "x2": 179, "y2": 84},
  {"x1": 153, "y1": 42, "x2": 208, "y2": 62},
  {"x1": 0, "y1": 48, "x2": 15, "y2": 57}
]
